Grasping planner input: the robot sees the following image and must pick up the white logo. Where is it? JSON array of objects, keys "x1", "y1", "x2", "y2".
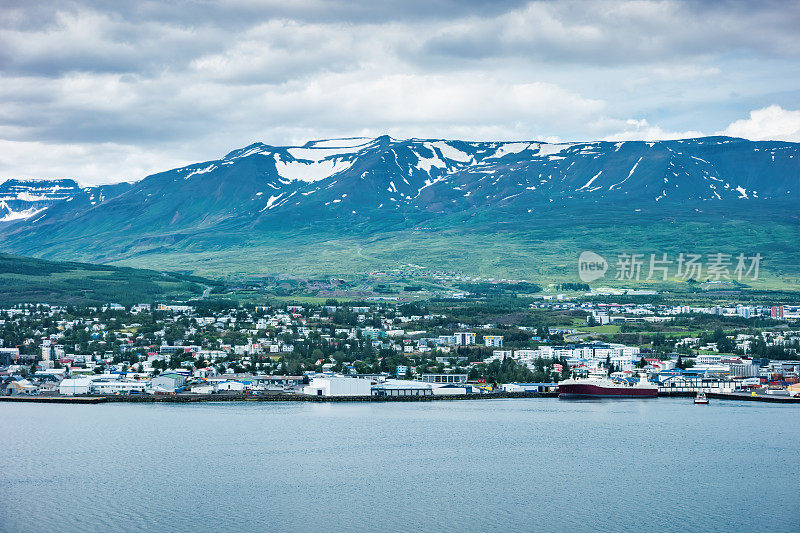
[{"x1": 578, "y1": 251, "x2": 608, "y2": 282}]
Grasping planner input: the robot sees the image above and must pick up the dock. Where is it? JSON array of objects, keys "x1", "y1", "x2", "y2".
[
  {"x1": 0, "y1": 395, "x2": 108, "y2": 404},
  {"x1": 1, "y1": 391, "x2": 797, "y2": 404},
  {"x1": 658, "y1": 390, "x2": 800, "y2": 403}
]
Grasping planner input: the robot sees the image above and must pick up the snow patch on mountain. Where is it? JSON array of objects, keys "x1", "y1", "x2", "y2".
[
  {"x1": 226, "y1": 144, "x2": 267, "y2": 159},
  {"x1": 429, "y1": 141, "x2": 472, "y2": 163},
  {"x1": 260, "y1": 193, "x2": 284, "y2": 212},
  {"x1": 609, "y1": 156, "x2": 644, "y2": 190},
  {"x1": 578, "y1": 171, "x2": 603, "y2": 190},
  {"x1": 413, "y1": 149, "x2": 447, "y2": 173},
  {"x1": 1, "y1": 191, "x2": 68, "y2": 202},
  {"x1": 536, "y1": 143, "x2": 573, "y2": 157},
  {"x1": 0, "y1": 202, "x2": 47, "y2": 222},
  {"x1": 184, "y1": 164, "x2": 217, "y2": 179},
  {"x1": 273, "y1": 152, "x2": 355, "y2": 182},
  {"x1": 486, "y1": 142, "x2": 531, "y2": 160}
]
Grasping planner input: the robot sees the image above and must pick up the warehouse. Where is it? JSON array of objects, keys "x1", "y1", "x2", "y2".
[
  {"x1": 501, "y1": 383, "x2": 559, "y2": 393},
  {"x1": 58, "y1": 378, "x2": 92, "y2": 395},
  {"x1": 302, "y1": 376, "x2": 372, "y2": 396},
  {"x1": 372, "y1": 379, "x2": 433, "y2": 397},
  {"x1": 91, "y1": 380, "x2": 147, "y2": 395},
  {"x1": 151, "y1": 373, "x2": 187, "y2": 392}
]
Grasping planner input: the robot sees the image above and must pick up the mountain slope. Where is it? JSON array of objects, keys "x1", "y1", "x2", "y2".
[{"x1": 0, "y1": 136, "x2": 797, "y2": 286}]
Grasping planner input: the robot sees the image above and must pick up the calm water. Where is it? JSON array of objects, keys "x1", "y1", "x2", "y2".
[{"x1": 1, "y1": 398, "x2": 798, "y2": 533}]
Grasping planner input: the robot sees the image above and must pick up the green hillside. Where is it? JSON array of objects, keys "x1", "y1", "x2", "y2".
[
  {"x1": 93, "y1": 204, "x2": 799, "y2": 291},
  {"x1": 0, "y1": 254, "x2": 218, "y2": 306}
]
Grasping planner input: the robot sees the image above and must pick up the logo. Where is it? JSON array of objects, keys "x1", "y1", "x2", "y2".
[{"x1": 578, "y1": 251, "x2": 608, "y2": 282}]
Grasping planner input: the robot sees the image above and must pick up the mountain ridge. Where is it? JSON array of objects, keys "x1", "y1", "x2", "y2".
[
  {"x1": 0, "y1": 135, "x2": 797, "y2": 286},
  {"x1": 1, "y1": 135, "x2": 795, "y2": 221}
]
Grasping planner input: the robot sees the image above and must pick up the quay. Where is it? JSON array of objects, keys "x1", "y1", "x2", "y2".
[
  {"x1": 0, "y1": 392, "x2": 558, "y2": 403},
  {"x1": 657, "y1": 390, "x2": 800, "y2": 403},
  {"x1": 99, "y1": 391, "x2": 559, "y2": 402},
  {"x1": 0, "y1": 395, "x2": 108, "y2": 404},
  {"x1": 2, "y1": 391, "x2": 799, "y2": 403},
  {"x1": 706, "y1": 391, "x2": 800, "y2": 403}
]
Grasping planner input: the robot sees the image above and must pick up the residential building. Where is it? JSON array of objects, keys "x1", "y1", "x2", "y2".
[{"x1": 483, "y1": 335, "x2": 503, "y2": 348}]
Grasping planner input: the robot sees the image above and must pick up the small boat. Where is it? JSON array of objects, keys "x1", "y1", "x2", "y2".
[{"x1": 694, "y1": 391, "x2": 709, "y2": 404}]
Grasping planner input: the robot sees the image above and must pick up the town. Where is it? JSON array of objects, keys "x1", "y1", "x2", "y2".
[{"x1": 2, "y1": 296, "x2": 799, "y2": 400}]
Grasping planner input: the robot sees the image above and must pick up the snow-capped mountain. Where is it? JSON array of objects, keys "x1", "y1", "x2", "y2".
[
  {"x1": 180, "y1": 135, "x2": 799, "y2": 220},
  {"x1": 214, "y1": 135, "x2": 799, "y2": 214},
  {"x1": 0, "y1": 179, "x2": 82, "y2": 222},
  {"x1": 0, "y1": 135, "x2": 796, "y2": 265},
  {"x1": 0, "y1": 178, "x2": 132, "y2": 223}
]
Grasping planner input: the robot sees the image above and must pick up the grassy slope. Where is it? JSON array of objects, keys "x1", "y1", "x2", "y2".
[
  {"x1": 0, "y1": 254, "x2": 213, "y2": 306},
  {"x1": 5, "y1": 201, "x2": 796, "y2": 290},
  {"x1": 107, "y1": 207, "x2": 799, "y2": 290}
]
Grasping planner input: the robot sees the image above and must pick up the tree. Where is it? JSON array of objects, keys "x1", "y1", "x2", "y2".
[{"x1": 560, "y1": 358, "x2": 571, "y2": 380}]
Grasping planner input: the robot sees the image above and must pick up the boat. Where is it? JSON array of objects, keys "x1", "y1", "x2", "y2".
[
  {"x1": 558, "y1": 374, "x2": 658, "y2": 399},
  {"x1": 694, "y1": 391, "x2": 709, "y2": 404}
]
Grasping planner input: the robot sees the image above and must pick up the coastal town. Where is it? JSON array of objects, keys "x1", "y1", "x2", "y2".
[{"x1": 2, "y1": 297, "x2": 799, "y2": 401}]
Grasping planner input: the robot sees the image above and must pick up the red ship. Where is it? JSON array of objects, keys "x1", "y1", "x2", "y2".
[{"x1": 558, "y1": 375, "x2": 658, "y2": 398}]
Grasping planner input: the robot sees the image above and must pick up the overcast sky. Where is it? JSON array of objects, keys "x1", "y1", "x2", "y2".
[{"x1": 1, "y1": 0, "x2": 799, "y2": 185}]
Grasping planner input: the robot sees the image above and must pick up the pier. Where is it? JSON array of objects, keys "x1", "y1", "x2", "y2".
[
  {"x1": 2, "y1": 391, "x2": 798, "y2": 403},
  {"x1": 0, "y1": 396, "x2": 108, "y2": 404}
]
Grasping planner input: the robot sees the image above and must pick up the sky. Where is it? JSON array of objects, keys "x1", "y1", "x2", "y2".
[{"x1": 1, "y1": 0, "x2": 799, "y2": 185}]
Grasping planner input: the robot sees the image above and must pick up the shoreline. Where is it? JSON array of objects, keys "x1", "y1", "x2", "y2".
[
  {"x1": 0, "y1": 391, "x2": 556, "y2": 404},
  {"x1": 2, "y1": 391, "x2": 799, "y2": 404}
]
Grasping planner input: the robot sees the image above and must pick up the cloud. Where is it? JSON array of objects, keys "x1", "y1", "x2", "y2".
[
  {"x1": 717, "y1": 105, "x2": 800, "y2": 142},
  {"x1": 419, "y1": 0, "x2": 800, "y2": 65},
  {"x1": 599, "y1": 118, "x2": 703, "y2": 142},
  {"x1": 0, "y1": 139, "x2": 191, "y2": 186},
  {"x1": 0, "y1": 9, "x2": 223, "y2": 77},
  {"x1": 0, "y1": 73, "x2": 605, "y2": 183},
  {"x1": 0, "y1": 1, "x2": 799, "y2": 184}
]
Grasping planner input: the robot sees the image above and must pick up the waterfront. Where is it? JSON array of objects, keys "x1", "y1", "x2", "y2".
[{"x1": 1, "y1": 398, "x2": 798, "y2": 532}]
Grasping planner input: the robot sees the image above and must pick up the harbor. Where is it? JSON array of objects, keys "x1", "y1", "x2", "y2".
[{"x1": 2, "y1": 389, "x2": 798, "y2": 403}]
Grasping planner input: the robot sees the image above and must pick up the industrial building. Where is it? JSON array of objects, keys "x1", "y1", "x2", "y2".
[
  {"x1": 302, "y1": 376, "x2": 372, "y2": 396},
  {"x1": 372, "y1": 379, "x2": 433, "y2": 397},
  {"x1": 58, "y1": 378, "x2": 93, "y2": 395}
]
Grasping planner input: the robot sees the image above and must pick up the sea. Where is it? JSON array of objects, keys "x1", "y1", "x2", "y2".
[{"x1": 1, "y1": 398, "x2": 798, "y2": 532}]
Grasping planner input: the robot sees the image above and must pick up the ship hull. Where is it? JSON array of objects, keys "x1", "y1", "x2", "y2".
[{"x1": 558, "y1": 383, "x2": 658, "y2": 399}]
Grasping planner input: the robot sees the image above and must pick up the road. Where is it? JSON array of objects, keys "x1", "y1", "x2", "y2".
[{"x1": 564, "y1": 332, "x2": 591, "y2": 343}]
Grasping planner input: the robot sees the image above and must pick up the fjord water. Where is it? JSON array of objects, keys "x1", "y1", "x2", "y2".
[{"x1": 1, "y1": 399, "x2": 798, "y2": 533}]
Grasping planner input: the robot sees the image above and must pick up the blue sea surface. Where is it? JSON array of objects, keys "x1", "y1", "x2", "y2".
[{"x1": 1, "y1": 398, "x2": 798, "y2": 532}]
